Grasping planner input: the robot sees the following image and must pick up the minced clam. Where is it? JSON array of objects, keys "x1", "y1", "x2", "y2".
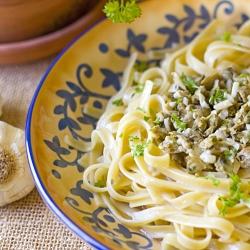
[{"x1": 154, "y1": 67, "x2": 250, "y2": 175}]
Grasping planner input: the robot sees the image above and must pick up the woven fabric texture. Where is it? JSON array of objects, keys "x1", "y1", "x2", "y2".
[{"x1": 0, "y1": 58, "x2": 94, "y2": 250}]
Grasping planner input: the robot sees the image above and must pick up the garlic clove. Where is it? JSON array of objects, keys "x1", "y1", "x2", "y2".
[{"x1": 0, "y1": 121, "x2": 35, "y2": 207}]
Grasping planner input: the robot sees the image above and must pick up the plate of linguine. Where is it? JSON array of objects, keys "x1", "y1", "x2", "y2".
[{"x1": 26, "y1": 0, "x2": 250, "y2": 249}]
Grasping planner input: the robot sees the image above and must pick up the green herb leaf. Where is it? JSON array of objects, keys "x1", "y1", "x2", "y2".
[
  {"x1": 94, "y1": 179, "x2": 105, "y2": 188},
  {"x1": 119, "y1": 132, "x2": 123, "y2": 138},
  {"x1": 219, "y1": 173, "x2": 246, "y2": 216},
  {"x1": 134, "y1": 78, "x2": 145, "y2": 93},
  {"x1": 238, "y1": 72, "x2": 250, "y2": 78},
  {"x1": 243, "y1": 198, "x2": 250, "y2": 204},
  {"x1": 203, "y1": 172, "x2": 221, "y2": 187},
  {"x1": 223, "y1": 151, "x2": 232, "y2": 158},
  {"x1": 175, "y1": 97, "x2": 182, "y2": 110},
  {"x1": 180, "y1": 73, "x2": 199, "y2": 94},
  {"x1": 134, "y1": 61, "x2": 149, "y2": 72},
  {"x1": 150, "y1": 108, "x2": 157, "y2": 114},
  {"x1": 232, "y1": 148, "x2": 238, "y2": 154},
  {"x1": 144, "y1": 116, "x2": 151, "y2": 122},
  {"x1": 129, "y1": 140, "x2": 151, "y2": 157},
  {"x1": 103, "y1": 0, "x2": 142, "y2": 23},
  {"x1": 171, "y1": 113, "x2": 187, "y2": 131},
  {"x1": 112, "y1": 98, "x2": 123, "y2": 106},
  {"x1": 152, "y1": 117, "x2": 161, "y2": 125},
  {"x1": 220, "y1": 32, "x2": 231, "y2": 42},
  {"x1": 222, "y1": 119, "x2": 229, "y2": 127},
  {"x1": 136, "y1": 107, "x2": 146, "y2": 113},
  {"x1": 128, "y1": 135, "x2": 140, "y2": 141},
  {"x1": 135, "y1": 87, "x2": 144, "y2": 93},
  {"x1": 209, "y1": 89, "x2": 226, "y2": 105}
]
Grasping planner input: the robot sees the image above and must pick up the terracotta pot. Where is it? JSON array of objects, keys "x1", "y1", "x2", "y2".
[
  {"x1": 0, "y1": 0, "x2": 106, "y2": 64},
  {"x1": 0, "y1": 0, "x2": 100, "y2": 43}
]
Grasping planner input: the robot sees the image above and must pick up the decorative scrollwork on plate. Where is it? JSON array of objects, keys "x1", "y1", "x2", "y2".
[{"x1": 66, "y1": 180, "x2": 153, "y2": 249}]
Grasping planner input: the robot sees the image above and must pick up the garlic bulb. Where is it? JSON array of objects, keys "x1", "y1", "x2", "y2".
[{"x1": 0, "y1": 121, "x2": 34, "y2": 207}]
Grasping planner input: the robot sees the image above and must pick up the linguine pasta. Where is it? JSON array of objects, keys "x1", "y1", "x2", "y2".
[{"x1": 65, "y1": 20, "x2": 250, "y2": 249}]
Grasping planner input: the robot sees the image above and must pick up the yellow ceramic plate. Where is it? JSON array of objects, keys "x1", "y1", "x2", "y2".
[{"x1": 26, "y1": 0, "x2": 250, "y2": 249}]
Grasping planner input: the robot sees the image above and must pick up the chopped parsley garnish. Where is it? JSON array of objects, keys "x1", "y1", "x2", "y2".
[
  {"x1": 180, "y1": 73, "x2": 199, "y2": 94},
  {"x1": 232, "y1": 147, "x2": 238, "y2": 154},
  {"x1": 150, "y1": 108, "x2": 157, "y2": 114},
  {"x1": 133, "y1": 77, "x2": 145, "y2": 93},
  {"x1": 112, "y1": 98, "x2": 123, "y2": 106},
  {"x1": 209, "y1": 89, "x2": 226, "y2": 105},
  {"x1": 223, "y1": 151, "x2": 232, "y2": 158},
  {"x1": 128, "y1": 135, "x2": 140, "y2": 141},
  {"x1": 175, "y1": 97, "x2": 182, "y2": 110},
  {"x1": 219, "y1": 173, "x2": 247, "y2": 216},
  {"x1": 220, "y1": 32, "x2": 231, "y2": 42},
  {"x1": 171, "y1": 113, "x2": 187, "y2": 131},
  {"x1": 203, "y1": 172, "x2": 220, "y2": 187},
  {"x1": 136, "y1": 107, "x2": 146, "y2": 113},
  {"x1": 152, "y1": 117, "x2": 161, "y2": 125},
  {"x1": 103, "y1": 0, "x2": 142, "y2": 23},
  {"x1": 94, "y1": 179, "x2": 105, "y2": 188},
  {"x1": 238, "y1": 72, "x2": 250, "y2": 78},
  {"x1": 119, "y1": 132, "x2": 123, "y2": 138},
  {"x1": 129, "y1": 140, "x2": 151, "y2": 157},
  {"x1": 134, "y1": 61, "x2": 149, "y2": 72},
  {"x1": 222, "y1": 119, "x2": 229, "y2": 127},
  {"x1": 144, "y1": 116, "x2": 151, "y2": 122},
  {"x1": 135, "y1": 84, "x2": 144, "y2": 93}
]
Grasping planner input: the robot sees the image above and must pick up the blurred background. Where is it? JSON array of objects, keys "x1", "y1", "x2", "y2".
[{"x1": 0, "y1": 0, "x2": 106, "y2": 65}]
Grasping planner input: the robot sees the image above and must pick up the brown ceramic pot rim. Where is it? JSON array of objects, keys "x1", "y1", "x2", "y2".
[{"x1": 0, "y1": 0, "x2": 106, "y2": 65}]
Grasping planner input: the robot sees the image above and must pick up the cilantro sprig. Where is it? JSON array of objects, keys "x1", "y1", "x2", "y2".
[
  {"x1": 103, "y1": 0, "x2": 142, "y2": 23},
  {"x1": 180, "y1": 73, "x2": 199, "y2": 94}
]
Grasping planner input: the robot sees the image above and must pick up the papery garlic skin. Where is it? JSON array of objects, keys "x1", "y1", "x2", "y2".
[{"x1": 0, "y1": 121, "x2": 35, "y2": 207}]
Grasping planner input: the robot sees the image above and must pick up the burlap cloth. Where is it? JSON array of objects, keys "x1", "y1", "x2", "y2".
[{"x1": 0, "y1": 57, "x2": 94, "y2": 250}]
